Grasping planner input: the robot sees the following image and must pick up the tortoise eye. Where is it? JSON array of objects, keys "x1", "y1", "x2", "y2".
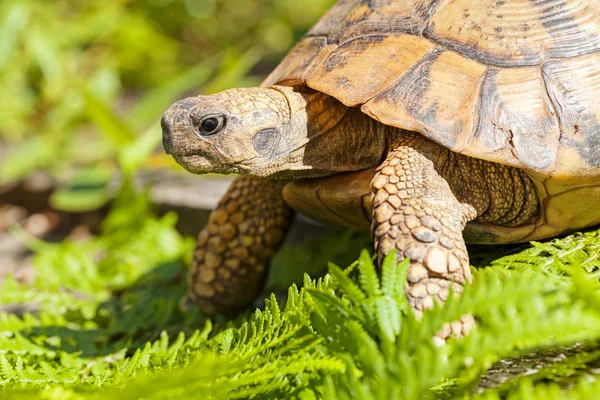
[
  {"x1": 196, "y1": 115, "x2": 224, "y2": 136},
  {"x1": 201, "y1": 118, "x2": 218, "y2": 131}
]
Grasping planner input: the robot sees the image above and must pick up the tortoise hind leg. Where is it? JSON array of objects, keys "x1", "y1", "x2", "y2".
[
  {"x1": 189, "y1": 177, "x2": 294, "y2": 314},
  {"x1": 371, "y1": 135, "x2": 477, "y2": 337}
]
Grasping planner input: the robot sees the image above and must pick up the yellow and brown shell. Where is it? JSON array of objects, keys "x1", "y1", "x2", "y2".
[
  {"x1": 264, "y1": 0, "x2": 600, "y2": 178},
  {"x1": 263, "y1": 0, "x2": 600, "y2": 243}
]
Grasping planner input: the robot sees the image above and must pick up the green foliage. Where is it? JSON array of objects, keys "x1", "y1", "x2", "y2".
[
  {"x1": 491, "y1": 231, "x2": 600, "y2": 274},
  {"x1": 0, "y1": 0, "x2": 336, "y2": 209},
  {"x1": 3, "y1": 183, "x2": 600, "y2": 398},
  {"x1": 3, "y1": 1, "x2": 600, "y2": 398}
]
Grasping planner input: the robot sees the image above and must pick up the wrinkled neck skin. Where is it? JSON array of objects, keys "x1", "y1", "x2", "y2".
[
  {"x1": 266, "y1": 85, "x2": 398, "y2": 179},
  {"x1": 162, "y1": 85, "x2": 400, "y2": 179}
]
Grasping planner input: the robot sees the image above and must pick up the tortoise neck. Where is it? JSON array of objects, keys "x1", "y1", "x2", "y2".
[
  {"x1": 303, "y1": 105, "x2": 398, "y2": 175},
  {"x1": 269, "y1": 85, "x2": 399, "y2": 179}
]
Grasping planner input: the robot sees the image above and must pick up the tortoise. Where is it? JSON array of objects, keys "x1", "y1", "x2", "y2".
[{"x1": 161, "y1": 0, "x2": 600, "y2": 336}]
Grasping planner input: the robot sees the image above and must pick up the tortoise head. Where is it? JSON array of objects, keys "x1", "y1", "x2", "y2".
[{"x1": 161, "y1": 86, "x2": 312, "y2": 177}]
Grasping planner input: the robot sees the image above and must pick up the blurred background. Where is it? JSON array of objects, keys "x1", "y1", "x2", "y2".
[
  {"x1": 0, "y1": 0, "x2": 336, "y2": 191},
  {"x1": 0, "y1": 0, "x2": 370, "y2": 290}
]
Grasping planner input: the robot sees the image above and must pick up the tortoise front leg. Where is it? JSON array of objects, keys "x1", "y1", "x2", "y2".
[
  {"x1": 371, "y1": 135, "x2": 477, "y2": 337},
  {"x1": 189, "y1": 176, "x2": 294, "y2": 314}
]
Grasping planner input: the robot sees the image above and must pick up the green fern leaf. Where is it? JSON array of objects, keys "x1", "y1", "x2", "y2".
[
  {"x1": 380, "y1": 249, "x2": 399, "y2": 298},
  {"x1": 374, "y1": 296, "x2": 402, "y2": 342},
  {"x1": 0, "y1": 354, "x2": 16, "y2": 381},
  {"x1": 358, "y1": 250, "x2": 381, "y2": 297},
  {"x1": 306, "y1": 290, "x2": 352, "y2": 321},
  {"x1": 329, "y1": 263, "x2": 366, "y2": 305},
  {"x1": 267, "y1": 293, "x2": 282, "y2": 326}
]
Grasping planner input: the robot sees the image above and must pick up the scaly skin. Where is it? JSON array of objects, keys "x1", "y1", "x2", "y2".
[
  {"x1": 188, "y1": 177, "x2": 293, "y2": 314},
  {"x1": 372, "y1": 132, "x2": 538, "y2": 338},
  {"x1": 439, "y1": 148, "x2": 539, "y2": 227},
  {"x1": 372, "y1": 134, "x2": 477, "y2": 338},
  {"x1": 162, "y1": 86, "x2": 540, "y2": 331},
  {"x1": 372, "y1": 137, "x2": 475, "y2": 314}
]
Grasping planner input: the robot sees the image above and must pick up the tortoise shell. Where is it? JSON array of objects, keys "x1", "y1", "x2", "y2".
[
  {"x1": 262, "y1": 0, "x2": 600, "y2": 243},
  {"x1": 263, "y1": 0, "x2": 600, "y2": 178}
]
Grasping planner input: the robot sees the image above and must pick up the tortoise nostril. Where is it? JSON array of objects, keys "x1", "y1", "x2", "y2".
[
  {"x1": 161, "y1": 96, "x2": 207, "y2": 155},
  {"x1": 161, "y1": 114, "x2": 174, "y2": 154},
  {"x1": 160, "y1": 115, "x2": 170, "y2": 134}
]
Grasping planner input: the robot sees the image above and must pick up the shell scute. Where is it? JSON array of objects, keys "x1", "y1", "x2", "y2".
[
  {"x1": 268, "y1": 0, "x2": 600, "y2": 176},
  {"x1": 262, "y1": 36, "x2": 328, "y2": 87},
  {"x1": 305, "y1": 34, "x2": 435, "y2": 106},
  {"x1": 361, "y1": 50, "x2": 487, "y2": 150},
  {"x1": 463, "y1": 66, "x2": 561, "y2": 171},
  {"x1": 426, "y1": 0, "x2": 600, "y2": 66},
  {"x1": 308, "y1": 0, "x2": 441, "y2": 43},
  {"x1": 542, "y1": 52, "x2": 600, "y2": 177}
]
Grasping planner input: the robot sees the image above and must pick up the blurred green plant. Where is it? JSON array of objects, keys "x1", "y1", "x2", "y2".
[
  {"x1": 0, "y1": 0, "x2": 336, "y2": 209},
  {"x1": 2, "y1": 197, "x2": 600, "y2": 399}
]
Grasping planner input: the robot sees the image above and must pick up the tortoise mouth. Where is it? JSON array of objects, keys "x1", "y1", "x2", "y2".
[
  {"x1": 161, "y1": 117, "x2": 215, "y2": 172},
  {"x1": 172, "y1": 152, "x2": 216, "y2": 174}
]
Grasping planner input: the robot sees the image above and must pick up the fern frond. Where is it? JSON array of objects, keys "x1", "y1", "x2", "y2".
[
  {"x1": 358, "y1": 250, "x2": 381, "y2": 297},
  {"x1": 380, "y1": 250, "x2": 402, "y2": 298},
  {"x1": 374, "y1": 296, "x2": 401, "y2": 343},
  {"x1": 329, "y1": 264, "x2": 366, "y2": 305}
]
